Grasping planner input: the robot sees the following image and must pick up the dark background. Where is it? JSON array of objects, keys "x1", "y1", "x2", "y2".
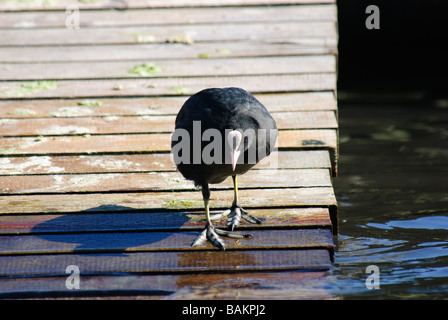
[
  {"x1": 334, "y1": 1, "x2": 448, "y2": 298},
  {"x1": 337, "y1": 0, "x2": 448, "y2": 99}
]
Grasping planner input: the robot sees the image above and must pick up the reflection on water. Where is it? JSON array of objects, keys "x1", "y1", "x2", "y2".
[{"x1": 331, "y1": 97, "x2": 448, "y2": 299}]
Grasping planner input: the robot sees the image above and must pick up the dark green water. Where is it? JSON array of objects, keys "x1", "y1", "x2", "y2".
[{"x1": 330, "y1": 95, "x2": 448, "y2": 299}]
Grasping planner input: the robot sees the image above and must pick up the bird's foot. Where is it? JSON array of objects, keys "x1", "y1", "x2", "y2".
[
  {"x1": 210, "y1": 204, "x2": 261, "y2": 231},
  {"x1": 191, "y1": 223, "x2": 252, "y2": 251}
]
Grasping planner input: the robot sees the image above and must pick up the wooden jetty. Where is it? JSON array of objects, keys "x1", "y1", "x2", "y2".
[{"x1": 0, "y1": 0, "x2": 338, "y2": 299}]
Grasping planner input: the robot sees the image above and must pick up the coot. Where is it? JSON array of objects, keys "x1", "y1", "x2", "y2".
[{"x1": 171, "y1": 87, "x2": 277, "y2": 250}]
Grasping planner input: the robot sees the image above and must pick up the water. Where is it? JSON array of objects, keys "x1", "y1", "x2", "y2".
[{"x1": 330, "y1": 95, "x2": 448, "y2": 299}]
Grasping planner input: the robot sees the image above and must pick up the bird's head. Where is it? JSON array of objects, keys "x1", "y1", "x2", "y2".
[{"x1": 226, "y1": 129, "x2": 254, "y2": 171}]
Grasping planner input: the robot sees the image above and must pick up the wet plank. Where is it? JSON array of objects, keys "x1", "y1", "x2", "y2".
[
  {"x1": 0, "y1": 92, "x2": 337, "y2": 118},
  {"x1": 0, "y1": 271, "x2": 330, "y2": 299},
  {"x1": 0, "y1": 249, "x2": 332, "y2": 277},
  {"x1": 0, "y1": 208, "x2": 332, "y2": 235},
  {"x1": 0, "y1": 5, "x2": 337, "y2": 28},
  {"x1": 0, "y1": 111, "x2": 337, "y2": 136},
  {"x1": 0, "y1": 73, "x2": 336, "y2": 99},
  {"x1": 0, "y1": 187, "x2": 337, "y2": 214},
  {"x1": 0, "y1": 228, "x2": 334, "y2": 255},
  {"x1": 0, "y1": 150, "x2": 332, "y2": 175},
  {"x1": 0, "y1": 56, "x2": 336, "y2": 81}
]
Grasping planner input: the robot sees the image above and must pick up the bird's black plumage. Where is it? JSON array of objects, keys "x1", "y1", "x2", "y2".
[
  {"x1": 172, "y1": 87, "x2": 277, "y2": 184},
  {"x1": 171, "y1": 87, "x2": 278, "y2": 250}
]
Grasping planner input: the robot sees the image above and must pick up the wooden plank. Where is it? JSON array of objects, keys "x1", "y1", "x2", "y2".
[
  {"x1": 167, "y1": 284, "x2": 334, "y2": 300},
  {"x1": 0, "y1": 249, "x2": 332, "y2": 277},
  {"x1": 0, "y1": 22, "x2": 336, "y2": 46},
  {"x1": 0, "y1": 111, "x2": 338, "y2": 136},
  {"x1": 0, "y1": 92, "x2": 337, "y2": 118},
  {"x1": 0, "y1": 187, "x2": 337, "y2": 214},
  {"x1": 0, "y1": 0, "x2": 336, "y2": 12},
  {"x1": 0, "y1": 73, "x2": 336, "y2": 99},
  {"x1": 0, "y1": 271, "x2": 330, "y2": 299},
  {"x1": 0, "y1": 5, "x2": 337, "y2": 28},
  {"x1": 0, "y1": 130, "x2": 337, "y2": 155},
  {"x1": 0, "y1": 42, "x2": 337, "y2": 63},
  {"x1": 0, "y1": 208, "x2": 332, "y2": 235},
  {"x1": 0, "y1": 229, "x2": 334, "y2": 255},
  {"x1": 0, "y1": 168, "x2": 332, "y2": 195},
  {"x1": 0, "y1": 151, "x2": 332, "y2": 175},
  {"x1": 0, "y1": 56, "x2": 336, "y2": 81}
]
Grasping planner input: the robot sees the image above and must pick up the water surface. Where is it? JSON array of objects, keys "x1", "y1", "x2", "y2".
[{"x1": 331, "y1": 97, "x2": 448, "y2": 299}]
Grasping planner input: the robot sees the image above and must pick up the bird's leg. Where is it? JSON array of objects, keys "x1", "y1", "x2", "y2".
[
  {"x1": 210, "y1": 175, "x2": 262, "y2": 230},
  {"x1": 192, "y1": 184, "x2": 252, "y2": 251}
]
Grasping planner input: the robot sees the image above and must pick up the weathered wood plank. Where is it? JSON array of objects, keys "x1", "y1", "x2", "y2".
[
  {"x1": 0, "y1": 271, "x2": 330, "y2": 299},
  {"x1": 0, "y1": 187, "x2": 337, "y2": 214},
  {"x1": 0, "y1": 42, "x2": 336, "y2": 63},
  {"x1": 0, "y1": 151, "x2": 332, "y2": 175},
  {"x1": 0, "y1": 169, "x2": 332, "y2": 195},
  {"x1": 0, "y1": 56, "x2": 336, "y2": 81},
  {"x1": 0, "y1": 73, "x2": 336, "y2": 99},
  {"x1": 0, "y1": 208, "x2": 332, "y2": 235},
  {"x1": 0, "y1": 111, "x2": 337, "y2": 136},
  {"x1": 0, "y1": 249, "x2": 332, "y2": 277},
  {"x1": 0, "y1": 22, "x2": 336, "y2": 46},
  {"x1": 0, "y1": 228, "x2": 334, "y2": 255},
  {"x1": 167, "y1": 284, "x2": 334, "y2": 300},
  {"x1": 0, "y1": 0, "x2": 336, "y2": 12},
  {"x1": 0, "y1": 92, "x2": 337, "y2": 118},
  {"x1": 0, "y1": 130, "x2": 337, "y2": 155},
  {"x1": 0, "y1": 5, "x2": 337, "y2": 28}
]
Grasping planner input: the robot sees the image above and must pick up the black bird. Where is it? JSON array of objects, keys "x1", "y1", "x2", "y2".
[{"x1": 171, "y1": 87, "x2": 278, "y2": 250}]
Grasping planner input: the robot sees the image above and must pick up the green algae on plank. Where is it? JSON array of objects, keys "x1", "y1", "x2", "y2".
[
  {"x1": 3, "y1": 80, "x2": 58, "y2": 97},
  {"x1": 77, "y1": 99, "x2": 103, "y2": 107},
  {"x1": 170, "y1": 86, "x2": 191, "y2": 95},
  {"x1": 13, "y1": 108, "x2": 36, "y2": 116},
  {"x1": 164, "y1": 199, "x2": 197, "y2": 209},
  {"x1": 128, "y1": 63, "x2": 162, "y2": 76}
]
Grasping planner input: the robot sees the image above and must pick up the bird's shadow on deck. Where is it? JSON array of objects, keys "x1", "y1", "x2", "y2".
[{"x1": 31, "y1": 205, "x2": 193, "y2": 256}]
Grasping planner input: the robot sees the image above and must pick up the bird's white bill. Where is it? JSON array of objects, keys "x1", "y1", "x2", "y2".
[{"x1": 227, "y1": 130, "x2": 242, "y2": 171}]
